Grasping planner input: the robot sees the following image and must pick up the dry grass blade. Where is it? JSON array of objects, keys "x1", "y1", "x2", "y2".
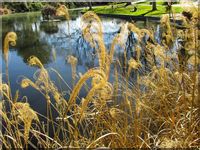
[
  {"x1": 86, "y1": 132, "x2": 119, "y2": 148},
  {"x1": 68, "y1": 69, "x2": 106, "y2": 108},
  {"x1": 13, "y1": 102, "x2": 39, "y2": 144}
]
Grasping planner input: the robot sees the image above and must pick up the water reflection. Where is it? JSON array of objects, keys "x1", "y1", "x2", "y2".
[
  {"x1": 40, "y1": 22, "x2": 59, "y2": 34},
  {"x1": 1, "y1": 11, "x2": 159, "y2": 115}
]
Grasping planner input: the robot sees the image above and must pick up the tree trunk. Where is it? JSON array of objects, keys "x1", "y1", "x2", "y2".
[
  {"x1": 152, "y1": 0, "x2": 157, "y2": 11},
  {"x1": 88, "y1": 2, "x2": 92, "y2": 10},
  {"x1": 125, "y1": 2, "x2": 131, "y2": 7}
]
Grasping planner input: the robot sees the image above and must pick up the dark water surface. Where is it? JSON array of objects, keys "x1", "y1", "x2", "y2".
[{"x1": 1, "y1": 11, "x2": 159, "y2": 116}]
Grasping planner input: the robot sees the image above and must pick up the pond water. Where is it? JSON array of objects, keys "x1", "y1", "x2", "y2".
[{"x1": 1, "y1": 11, "x2": 160, "y2": 117}]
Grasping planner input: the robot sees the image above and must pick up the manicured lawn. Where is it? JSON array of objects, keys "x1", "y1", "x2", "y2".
[{"x1": 83, "y1": 3, "x2": 183, "y2": 17}]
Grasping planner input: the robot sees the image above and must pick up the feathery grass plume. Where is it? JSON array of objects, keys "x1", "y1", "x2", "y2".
[
  {"x1": 0, "y1": 83, "x2": 10, "y2": 99},
  {"x1": 145, "y1": 41, "x2": 157, "y2": 66},
  {"x1": 13, "y1": 102, "x2": 39, "y2": 145},
  {"x1": 56, "y1": 4, "x2": 70, "y2": 35},
  {"x1": 91, "y1": 75, "x2": 103, "y2": 87},
  {"x1": 187, "y1": 55, "x2": 200, "y2": 65},
  {"x1": 79, "y1": 98, "x2": 88, "y2": 120},
  {"x1": 0, "y1": 101, "x2": 6, "y2": 120},
  {"x1": 56, "y1": 4, "x2": 70, "y2": 20},
  {"x1": 85, "y1": 80, "x2": 106, "y2": 103},
  {"x1": 82, "y1": 24, "x2": 96, "y2": 48},
  {"x1": 109, "y1": 108, "x2": 130, "y2": 121},
  {"x1": 3, "y1": 32, "x2": 17, "y2": 100},
  {"x1": 3, "y1": 32, "x2": 17, "y2": 62},
  {"x1": 182, "y1": 6, "x2": 198, "y2": 24},
  {"x1": 127, "y1": 23, "x2": 141, "y2": 35},
  {"x1": 106, "y1": 23, "x2": 128, "y2": 78},
  {"x1": 78, "y1": 80, "x2": 113, "y2": 122},
  {"x1": 52, "y1": 90, "x2": 62, "y2": 104},
  {"x1": 127, "y1": 23, "x2": 141, "y2": 40},
  {"x1": 26, "y1": 56, "x2": 55, "y2": 101},
  {"x1": 68, "y1": 69, "x2": 106, "y2": 109},
  {"x1": 81, "y1": 11, "x2": 102, "y2": 34},
  {"x1": 135, "y1": 45, "x2": 141, "y2": 62},
  {"x1": 128, "y1": 58, "x2": 141, "y2": 76},
  {"x1": 27, "y1": 55, "x2": 44, "y2": 68},
  {"x1": 109, "y1": 108, "x2": 119, "y2": 120},
  {"x1": 113, "y1": 63, "x2": 119, "y2": 103},
  {"x1": 79, "y1": 79, "x2": 110, "y2": 120},
  {"x1": 100, "y1": 82, "x2": 113, "y2": 100},
  {"x1": 81, "y1": 11, "x2": 106, "y2": 70},
  {"x1": 27, "y1": 56, "x2": 51, "y2": 93},
  {"x1": 154, "y1": 44, "x2": 165, "y2": 58},
  {"x1": 21, "y1": 78, "x2": 39, "y2": 90},
  {"x1": 26, "y1": 56, "x2": 66, "y2": 105},
  {"x1": 153, "y1": 44, "x2": 166, "y2": 67},
  {"x1": 67, "y1": 55, "x2": 78, "y2": 81},
  {"x1": 140, "y1": 29, "x2": 154, "y2": 42},
  {"x1": 92, "y1": 81, "x2": 113, "y2": 102},
  {"x1": 180, "y1": 7, "x2": 199, "y2": 52},
  {"x1": 160, "y1": 14, "x2": 173, "y2": 49},
  {"x1": 96, "y1": 36, "x2": 107, "y2": 70}
]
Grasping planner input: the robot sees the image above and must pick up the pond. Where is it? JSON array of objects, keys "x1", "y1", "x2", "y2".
[{"x1": 1, "y1": 10, "x2": 160, "y2": 117}]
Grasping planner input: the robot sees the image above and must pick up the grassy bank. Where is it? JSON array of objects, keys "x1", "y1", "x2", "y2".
[{"x1": 83, "y1": 3, "x2": 183, "y2": 17}]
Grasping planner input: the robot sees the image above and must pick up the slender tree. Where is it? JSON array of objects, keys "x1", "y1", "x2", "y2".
[
  {"x1": 152, "y1": 0, "x2": 157, "y2": 10},
  {"x1": 88, "y1": 2, "x2": 92, "y2": 10}
]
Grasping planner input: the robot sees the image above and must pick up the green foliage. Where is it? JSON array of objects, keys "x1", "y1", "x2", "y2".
[
  {"x1": 3, "y1": 2, "x2": 43, "y2": 13},
  {"x1": 41, "y1": 5, "x2": 56, "y2": 20}
]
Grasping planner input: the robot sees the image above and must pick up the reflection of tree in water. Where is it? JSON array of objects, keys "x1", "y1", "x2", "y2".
[
  {"x1": 17, "y1": 42, "x2": 51, "y2": 65},
  {"x1": 2, "y1": 12, "x2": 160, "y2": 72},
  {"x1": 2, "y1": 13, "x2": 52, "y2": 65},
  {"x1": 15, "y1": 24, "x2": 51, "y2": 65},
  {"x1": 75, "y1": 34, "x2": 96, "y2": 69},
  {"x1": 70, "y1": 30, "x2": 128, "y2": 70},
  {"x1": 40, "y1": 22, "x2": 59, "y2": 34}
]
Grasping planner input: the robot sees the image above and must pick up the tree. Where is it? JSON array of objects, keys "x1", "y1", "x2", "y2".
[
  {"x1": 124, "y1": 2, "x2": 132, "y2": 7},
  {"x1": 87, "y1": 2, "x2": 92, "y2": 10},
  {"x1": 41, "y1": 5, "x2": 56, "y2": 20},
  {"x1": 152, "y1": 0, "x2": 157, "y2": 11}
]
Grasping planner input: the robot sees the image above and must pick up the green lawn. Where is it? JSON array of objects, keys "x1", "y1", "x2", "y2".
[{"x1": 83, "y1": 3, "x2": 183, "y2": 17}]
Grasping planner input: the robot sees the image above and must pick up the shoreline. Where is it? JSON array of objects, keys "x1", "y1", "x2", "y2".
[
  {"x1": 81, "y1": 12, "x2": 183, "y2": 25},
  {"x1": 0, "y1": 7, "x2": 86, "y2": 18}
]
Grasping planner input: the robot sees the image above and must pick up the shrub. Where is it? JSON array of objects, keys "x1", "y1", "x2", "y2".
[{"x1": 41, "y1": 5, "x2": 56, "y2": 20}]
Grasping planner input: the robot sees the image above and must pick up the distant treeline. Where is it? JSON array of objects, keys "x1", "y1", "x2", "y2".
[{"x1": 1, "y1": 2, "x2": 110, "y2": 13}]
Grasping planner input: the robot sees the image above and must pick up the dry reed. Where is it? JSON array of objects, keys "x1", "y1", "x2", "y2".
[{"x1": 1, "y1": 4, "x2": 199, "y2": 149}]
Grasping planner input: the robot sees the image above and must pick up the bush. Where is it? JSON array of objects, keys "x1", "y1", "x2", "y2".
[
  {"x1": 30, "y1": 2, "x2": 43, "y2": 11},
  {"x1": 41, "y1": 5, "x2": 56, "y2": 20}
]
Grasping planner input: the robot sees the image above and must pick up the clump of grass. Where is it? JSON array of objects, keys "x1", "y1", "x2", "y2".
[
  {"x1": 13, "y1": 102, "x2": 39, "y2": 147},
  {"x1": 1, "y1": 4, "x2": 199, "y2": 149},
  {"x1": 56, "y1": 4, "x2": 70, "y2": 21},
  {"x1": 67, "y1": 55, "x2": 78, "y2": 86}
]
